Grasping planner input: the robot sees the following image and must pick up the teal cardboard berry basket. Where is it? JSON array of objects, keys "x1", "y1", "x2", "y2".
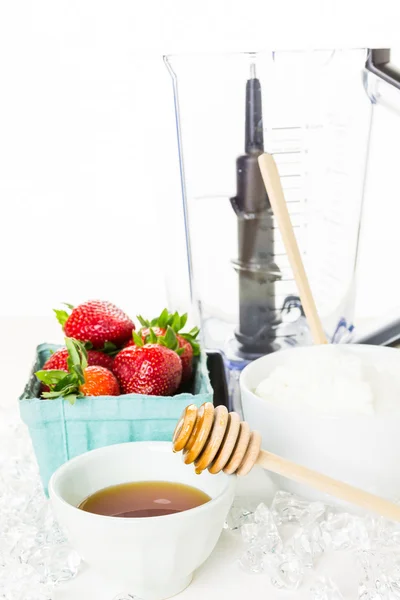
[{"x1": 19, "y1": 343, "x2": 214, "y2": 495}]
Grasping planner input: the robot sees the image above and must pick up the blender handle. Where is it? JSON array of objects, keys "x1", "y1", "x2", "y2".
[
  {"x1": 366, "y1": 49, "x2": 400, "y2": 91},
  {"x1": 258, "y1": 153, "x2": 328, "y2": 346}
]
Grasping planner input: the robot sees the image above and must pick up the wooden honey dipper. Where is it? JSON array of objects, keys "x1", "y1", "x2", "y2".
[{"x1": 173, "y1": 402, "x2": 400, "y2": 522}]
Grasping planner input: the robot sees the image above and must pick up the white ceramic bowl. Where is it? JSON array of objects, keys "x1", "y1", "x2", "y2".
[
  {"x1": 49, "y1": 441, "x2": 236, "y2": 600},
  {"x1": 240, "y1": 344, "x2": 400, "y2": 506}
]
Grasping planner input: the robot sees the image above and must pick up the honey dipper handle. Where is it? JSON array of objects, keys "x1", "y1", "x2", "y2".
[
  {"x1": 257, "y1": 153, "x2": 327, "y2": 346},
  {"x1": 256, "y1": 449, "x2": 400, "y2": 522}
]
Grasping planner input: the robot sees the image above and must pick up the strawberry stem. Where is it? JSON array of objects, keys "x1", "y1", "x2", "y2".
[
  {"x1": 132, "y1": 331, "x2": 144, "y2": 347},
  {"x1": 53, "y1": 303, "x2": 75, "y2": 328},
  {"x1": 148, "y1": 328, "x2": 158, "y2": 344},
  {"x1": 137, "y1": 309, "x2": 201, "y2": 355},
  {"x1": 102, "y1": 341, "x2": 119, "y2": 356},
  {"x1": 53, "y1": 309, "x2": 70, "y2": 328},
  {"x1": 137, "y1": 315, "x2": 150, "y2": 327},
  {"x1": 36, "y1": 337, "x2": 88, "y2": 404}
]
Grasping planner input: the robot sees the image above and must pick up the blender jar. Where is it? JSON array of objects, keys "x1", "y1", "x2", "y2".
[{"x1": 163, "y1": 49, "x2": 398, "y2": 369}]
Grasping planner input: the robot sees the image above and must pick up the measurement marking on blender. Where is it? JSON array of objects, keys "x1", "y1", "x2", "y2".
[
  {"x1": 271, "y1": 150, "x2": 302, "y2": 155},
  {"x1": 270, "y1": 125, "x2": 303, "y2": 129}
]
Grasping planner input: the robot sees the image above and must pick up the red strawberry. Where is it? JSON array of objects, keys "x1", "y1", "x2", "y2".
[
  {"x1": 41, "y1": 347, "x2": 115, "y2": 392},
  {"x1": 133, "y1": 309, "x2": 200, "y2": 383},
  {"x1": 36, "y1": 338, "x2": 120, "y2": 403},
  {"x1": 54, "y1": 300, "x2": 135, "y2": 349},
  {"x1": 123, "y1": 326, "x2": 165, "y2": 347},
  {"x1": 132, "y1": 326, "x2": 194, "y2": 382},
  {"x1": 79, "y1": 365, "x2": 120, "y2": 397},
  {"x1": 176, "y1": 336, "x2": 193, "y2": 382},
  {"x1": 43, "y1": 348, "x2": 114, "y2": 372},
  {"x1": 87, "y1": 350, "x2": 114, "y2": 370},
  {"x1": 113, "y1": 344, "x2": 182, "y2": 396}
]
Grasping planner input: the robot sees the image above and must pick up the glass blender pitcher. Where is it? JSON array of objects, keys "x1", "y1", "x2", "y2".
[{"x1": 163, "y1": 49, "x2": 400, "y2": 374}]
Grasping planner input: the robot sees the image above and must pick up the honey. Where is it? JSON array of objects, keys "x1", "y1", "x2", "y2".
[{"x1": 78, "y1": 480, "x2": 211, "y2": 518}]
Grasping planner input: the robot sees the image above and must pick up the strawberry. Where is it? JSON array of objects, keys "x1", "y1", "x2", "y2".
[
  {"x1": 36, "y1": 338, "x2": 120, "y2": 403},
  {"x1": 124, "y1": 326, "x2": 169, "y2": 348},
  {"x1": 41, "y1": 347, "x2": 115, "y2": 393},
  {"x1": 134, "y1": 309, "x2": 200, "y2": 383},
  {"x1": 129, "y1": 326, "x2": 194, "y2": 382},
  {"x1": 54, "y1": 300, "x2": 135, "y2": 350},
  {"x1": 79, "y1": 365, "x2": 120, "y2": 397},
  {"x1": 113, "y1": 342, "x2": 182, "y2": 396},
  {"x1": 43, "y1": 348, "x2": 114, "y2": 372},
  {"x1": 176, "y1": 336, "x2": 193, "y2": 382}
]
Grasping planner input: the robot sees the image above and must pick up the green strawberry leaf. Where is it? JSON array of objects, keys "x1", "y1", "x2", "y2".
[
  {"x1": 63, "y1": 302, "x2": 75, "y2": 310},
  {"x1": 53, "y1": 372, "x2": 78, "y2": 392},
  {"x1": 84, "y1": 341, "x2": 93, "y2": 351},
  {"x1": 166, "y1": 311, "x2": 188, "y2": 333},
  {"x1": 176, "y1": 347, "x2": 185, "y2": 356},
  {"x1": 65, "y1": 338, "x2": 88, "y2": 372},
  {"x1": 39, "y1": 370, "x2": 80, "y2": 399},
  {"x1": 53, "y1": 309, "x2": 70, "y2": 328},
  {"x1": 37, "y1": 339, "x2": 91, "y2": 402},
  {"x1": 70, "y1": 364, "x2": 85, "y2": 385},
  {"x1": 191, "y1": 341, "x2": 200, "y2": 355},
  {"x1": 170, "y1": 312, "x2": 182, "y2": 332},
  {"x1": 180, "y1": 313, "x2": 188, "y2": 331},
  {"x1": 166, "y1": 311, "x2": 175, "y2": 326},
  {"x1": 102, "y1": 341, "x2": 119, "y2": 356},
  {"x1": 180, "y1": 333, "x2": 200, "y2": 356},
  {"x1": 148, "y1": 328, "x2": 158, "y2": 344},
  {"x1": 163, "y1": 325, "x2": 178, "y2": 349},
  {"x1": 187, "y1": 327, "x2": 200, "y2": 339},
  {"x1": 63, "y1": 394, "x2": 78, "y2": 405},
  {"x1": 135, "y1": 309, "x2": 200, "y2": 356},
  {"x1": 132, "y1": 331, "x2": 144, "y2": 347},
  {"x1": 157, "y1": 308, "x2": 169, "y2": 329},
  {"x1": 41, "y1": 391, "x2": 64, "y2": 399},
  {"x1": 41, "y1": 339, "x2": 86, "y2": 391},
  {"x1": 35, "y1": 370, "x2": 68, "y2": 386},
  {"x1": 137, "y1": 315, "x2": 150, "y2": 327},
  {"x1": 65, "y1": 338, "x2": 80, "y2": 369},
  {"x1": 41, "y1": 389, "x2": 80, "y2": 404}
]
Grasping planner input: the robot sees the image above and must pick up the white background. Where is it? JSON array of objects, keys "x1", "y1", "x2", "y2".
[
  {"x1": 1, "y1": 0, "x2": 400, "y2": 380},
  {"x1": 0, "y1": 7, "x2": 399, "y2": 597}
]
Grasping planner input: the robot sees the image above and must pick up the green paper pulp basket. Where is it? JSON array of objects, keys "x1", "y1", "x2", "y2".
[{"x1": 19, "y1": 343, "x2": 213, "y2": 494}]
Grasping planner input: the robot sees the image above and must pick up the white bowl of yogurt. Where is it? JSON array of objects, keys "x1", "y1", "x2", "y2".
[{"x1": 240, "y1": 344, "x2": 400, "y2": 506}]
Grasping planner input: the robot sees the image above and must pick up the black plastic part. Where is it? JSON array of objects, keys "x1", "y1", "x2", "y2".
[
  {"x1": 231, "y1": 152, "x2": 269, "y2": 215},
  {"x1": 356, "y1": 318, "x2": 400, "y2": 348},
  {"x1": 245, "y1": 77, "x2": 264, "y2": 154},
  {"x1": 206, "y1": 350, "x2": 230, "y2": 410},
  {"x1": 230, "y1": 69, "x2": 279, "y2": 356},
  {"x1": 366, "y1": 49, "x2": 400, "y2": 91},
  {"x1": 231, "y1": 72, "x2": 268, "y2": 216}
]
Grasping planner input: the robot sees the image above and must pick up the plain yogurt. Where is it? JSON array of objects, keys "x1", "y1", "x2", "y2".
[{"x1": 254, "y1": 345, "x2": 400, "y2": 416}]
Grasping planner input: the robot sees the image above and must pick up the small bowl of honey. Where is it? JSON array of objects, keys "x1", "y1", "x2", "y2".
[{"x1": 48, "y1": 440, "x2": 236, "y2": 600}]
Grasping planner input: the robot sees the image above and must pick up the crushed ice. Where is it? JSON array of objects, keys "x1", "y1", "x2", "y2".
[
  {"x1": 4, "y1": 404, "x2": 400, "y2": 600},
  {"x1": 0, "y1": 409, "x2": 80, "y2": 599},
  {"x1": 227, "y1": 490, "x2": 400, "y2": 598}
]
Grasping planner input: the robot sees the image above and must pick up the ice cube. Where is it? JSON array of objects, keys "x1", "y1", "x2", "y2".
[
  {"x1": 264, "y1": 552, "x2": 304, "y2": 590},
  {"x1": 271, "y1": 490, "x2": 325, "y2": 526},
  {"x1": 310, "y1": 576, "x2": 344, "y2": 599}
]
